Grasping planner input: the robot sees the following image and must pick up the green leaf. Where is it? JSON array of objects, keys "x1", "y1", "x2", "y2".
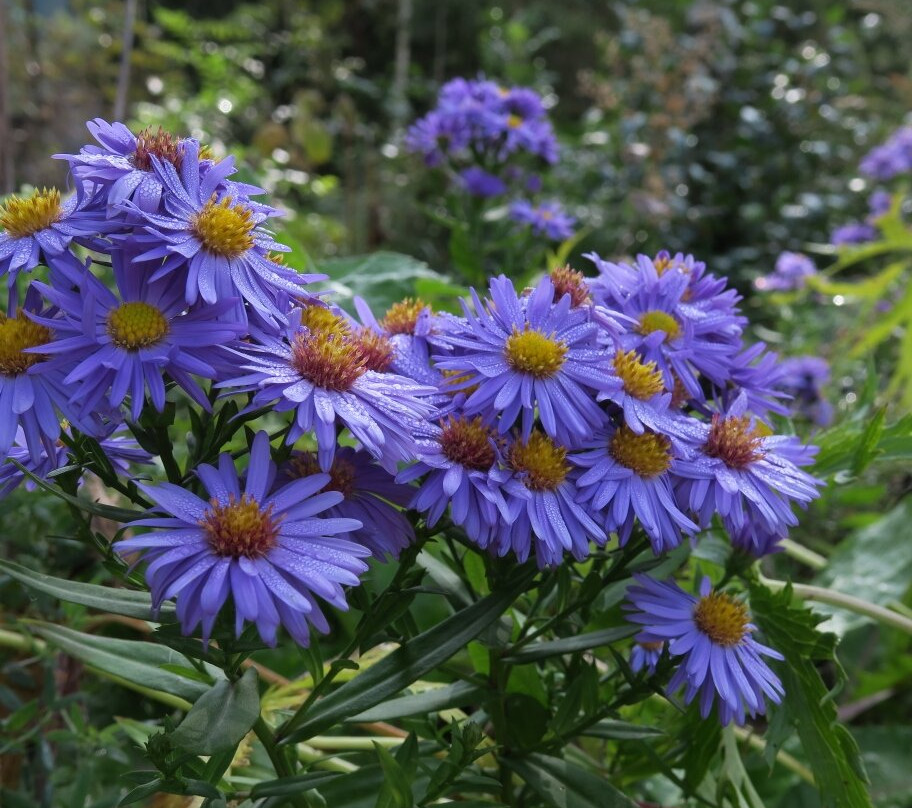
[
  {"x1": 31, "y1": 623, "x2": 210, "y2": 702},
  {"x1": 503, "y1": 625, "x2": 636, "y2": 663},
  {"x1": 118, "y1": 777, "x2": 165, "y2": 806},
  {"x1": 171, "y1": 668, "x2": 259, "y2": 754},
  {"x1": 852, "y1": 726, "x2": 912, "y2": 808},
  {"x1": 314, "y1": 251, "x2": 455, "y2": 314},
  {"x1": 374, "y1": 741, "x2": 414, "y2": 808},
  {"x1": 0, "y1": 559, "x2": 176, "y2": 622},
  {"x1": 502, "y1": 753, "x2": 637, "y2": 808},
  {"x1": 749, "y1": 584, "x2": 873, "y2": 808},
  {"x1": 812, "y1": 499, "x2": 912, "y2": 634},
  {"x1": 349, "y1": 681, "x2": 484, "y2": 722},
  {"x1": 251, "y1": 772, "x2": 342, "y2": 799},
  {"x1": 580, "y1": 719, "x2": 666, "y2": 741},
  {"x1": 851, "y1": 407, "x2": 886, "y2": 475},
  {"x1": 503, "y1": 693, "x2": 550, "y2": 749},
  {"x1": 280, "y1": 568, "x2": 536, "y2": 743}
]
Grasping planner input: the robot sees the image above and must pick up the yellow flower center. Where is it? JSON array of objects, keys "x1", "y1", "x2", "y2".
[
  {"x1": 0, "y1": 188, "x2": 62, "y2": 238},
  {"x1": 191, "y1": 196, "x2": 255, "y2": 258},
  {"x1": 638, "y1": 640, "x2": 664, "y2": 652},
  {"x1": 440, "y1": 415, "x2": 496, "y2": 471},
  {"x1": 290, "y1": 330, "x2": 366, "y2": 391},
  {"x1": 508, "y1": 431, "x2": 568, "y2": 492},
  {"x1": 504, "y1": 326, "x2": 567, "y2": 378},
  {"x1": 286, "y1": 451, "x2": 356, "y2": 498},
  {"x1": 107, "y1": 302, "x2": 170, "y2": 350},
  {"x1": 201, "y1": 494, "x2": 281, "y2": 559},
  {"x1": 653, "y1": 254, "x2": 675, "y2": 275},
  {"x1": 381, "y1": 298, "x2": 429, "y2": 335},
  {"x1": 609, "y1": 426, "x2": 672, "y2": 478},
  {"x1": 0, "y1": 310, "x2": 52, "y2": 375},
  {"x1": 299, "y1": 304, "x2": 350, "y2": 337},
  {"x1": 507, "y1": 114, "x2": 523, "y2": 129},
  {"x1": 550, "y1": 264, "x2": 590, "y2": 306},
  {"x1": 704, "y1": 415, "x2": 765, "y2": 469},
  {"x1": 637, "y1": 310, "x2": 681, "y2": 342},
  {"x1": 131, "y1": 127, "x2": 184, "y2": 171},
  {"x1": 613, "y1": 349, "x2": 664, "y2": 400},
  {"x1": 693, "y1": 591, "x2": 750, "y2": 647}
]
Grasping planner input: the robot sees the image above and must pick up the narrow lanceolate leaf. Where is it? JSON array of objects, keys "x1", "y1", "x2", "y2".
[
  {"x1": 749, "y1": 583, "x2": 874, "y2": 808},
  {"x1": 31, "y1": 622, "x2": 210, "y2": 702},
  {"x1": 349, "y1": 681, "x2": 484, "y2": 722},
  {"x1": 0, "y1": 559, "x2": 175, "y2": 621},
  {"x1": 502, "y1": 625, "x2": 637, "y2": 663},
  {"x1": 580, "y1": 719, "x2": 666, "y2": 741},
  {"x1": 502, "y1": 753, "x2": 637, "y2": 808},
  {"x1": 171, "y1": 668, "x2": 259, "y2": 754},
  {"x1": 250, "y1": 772, "x2": 342, "y2": 799},
  {"x1": 280, "y1": 568, "x2": 536, "y2": 743}
]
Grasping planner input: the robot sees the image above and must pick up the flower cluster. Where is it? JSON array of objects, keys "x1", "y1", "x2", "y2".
[
  {"x1": 393, "y1": 255, "x2": 821, "y2": 568},
  {"x1": 0, "y1": 119, "x2": 427, "y2": 647},
  {"x1": 405, "y1": 77, "x2": 574, "y2": 242},
  {"x1": 3, "y1": 118, "x2": 825, "y2": 726},
  {"x1": 859, "y1": 125, "x2": 912, "y2": 181}
]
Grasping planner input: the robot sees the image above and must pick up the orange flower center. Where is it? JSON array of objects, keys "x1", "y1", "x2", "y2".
[
  {"x1": 201, "y1": 494, "x2": 280, "y2": 559},
  {"x1": 704, "y1": 415, "x2": 765, "y2": 469},
  {"x1": 286, "y1": 451, "x2": 356, "y2": 498},
  {"x1": 131, "y1": 127, "x2": 184, "y2": 171},
  {"x1": 440, "y1": 416, "x2": 496, "y2": 471},
  {"x1": 550, "y1": 265, "x2": 591, "y2": 306},
  {"x1": 290, "y1": 330, "x2": 366, "y2": 391}
]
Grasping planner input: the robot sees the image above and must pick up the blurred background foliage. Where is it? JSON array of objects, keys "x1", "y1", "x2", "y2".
[
  {"x1": 2, "y1": 0, "x2": 911, "y2": 278},
  {"x1": 3, "y1": 2, "x2": 912, "y2": 807}
]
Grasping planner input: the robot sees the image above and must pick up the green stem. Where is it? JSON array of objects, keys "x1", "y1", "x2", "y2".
[
  {"x1": 778, "y1": 539, "x2": 827, "y2": 570},
  {"x1": 253, "y1": 716, "x2": 310, "y2": 808},
  {"x1": 760, "y1": 576, "x2": 912, "y2": 635},
  {"x1": 732, "y1": 726, "x2": 815, "y2": 786}
]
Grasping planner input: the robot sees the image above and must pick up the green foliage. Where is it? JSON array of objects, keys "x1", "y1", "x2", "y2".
[{"x1": 750, "y1": 584, "x2": 873, "y2": 808}]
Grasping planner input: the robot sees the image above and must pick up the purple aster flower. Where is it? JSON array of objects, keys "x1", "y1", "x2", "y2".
[
  {"x1": 587, "y1": 250, "x2": 745, "y2": 398},
  {"x1": 32, "y1": 251, "x2": 246, "y2": 422},
  {"x1": 219, "y1": 307, "x2": 437, "y2": 472},
  {"x1": 831, "y1": 222, "x2": 878, "y2": 246},
  {"x1": 574, "y1": 425, "x2": 699, "y2": 554},
  {"x1": 117, "y1": 431, "x2": 371, "y2": 646},
  {"x1": 630, "y1": 641, "x2": 663, "y2": 675},
  {"x1": 674, "y1": 407, "x2": 822, "y2": 550},
  {"x1": 492, "y1": 430, "x2": 605, "y2": 567},
  {"x1": 459, "y1": 167, "x2": 506, "y2": 198},
  {"x1": 0, "y1": 187, "x2": 111, "y2": 285},
  {"x1": 509, "y1": 199, "x2": 575, "y2": 241},
  {"x1": 754, "y1": 252, "x2": 817, "y2": 293},
  {"x1": 0, "y1": 287, "x2": 107, "y2": 463},
  {"x1": 775, "y1": 355, "x2": 833, "y2": 427},
  {"x1": 126, "y1": 141, "x2": 322, "y2": 322},
  {"x1": 433, "y1": 275, "x2": 614, "y2": 444},
  {"x1": 721, "y1": 343, "x2": 792, "y2": 420},
  {"x1": 867, "y1": 189, "x2": 893, "y2": 220},
  {"x1": 625, "y1": 575, "x2": 784, "y2": 726},
  {"x1": 859, "y1": 126, "x2": 912, "y2": 181},
  {"x1": 56, "y1": 119, "x2": 262, "y2": 215},
  {"x1": 277, "y1": 447, "x2": 415, "y2": 560},
  {"x1": 396, "y1": 413, "x2": 512, "y2": 547}
]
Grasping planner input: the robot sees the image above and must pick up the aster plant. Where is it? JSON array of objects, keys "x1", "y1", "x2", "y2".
[{"x1": 0, "y1": 118, "x2": 895, "y2": 808}]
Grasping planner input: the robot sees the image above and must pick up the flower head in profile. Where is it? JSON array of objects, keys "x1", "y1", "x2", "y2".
[
  {"x1": 434, "y1": 275, "x2": 613, "y2": 444},
  {"x1": 625, "y1": 575, "x2": 784, "y2": 725},
  {"x1": 277, "y1": 447, "x2": 415, "y2": 560},
  {"x1": 509, "y1": 199, "x2": 575, "y2": 241},
  {"x1": 117, "y1": 431, "x2": 371, "y2": 646},
  {"x1": 220, "y1": 307, "x2": 438, "y2": 472},
  {"x1": 492, "y1": 430, "x2": 605, "y2": 567},
  {"x1": 630, "y1": 641, "x2": 664, "y2": 675}
]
